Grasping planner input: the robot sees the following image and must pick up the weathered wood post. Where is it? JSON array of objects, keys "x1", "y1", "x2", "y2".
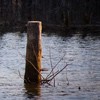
[{"x1": 24, "y1": 21, "x2": 42, "y2": 83}]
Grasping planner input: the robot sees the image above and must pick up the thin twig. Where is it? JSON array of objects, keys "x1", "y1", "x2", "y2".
[
  {"x1": 41, "y1": 79, "x2": 52, "y2": 86},
  {"x1": 49, "y1": 47, "x2": 55, "y2": 86},
  {"x1": 14, "y1": 43, "x2": 69, "y2": 86},
  {"x1": 47, "y1": 70, "x2": 59, "y2": 79},
  {"x1": 46, "y1": 53, "x2": 66, "y2": 79},
  {"x1": 17, "y1": 70, "x2": 28, "y2": 82},
  {"x1": 26, "y1": 59, "x2": 45, "y2": 80},
  {"x1": 18, "y1": 50, "x2": 45, "y2": 80},
  {"x1": 49, "y1": 64, "x2": 68, "y2": 82}
]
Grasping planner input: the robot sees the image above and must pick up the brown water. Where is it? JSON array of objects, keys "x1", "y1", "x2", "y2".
[{"x1": 0, "y1": 32, "x2": 100, "y2": 100}]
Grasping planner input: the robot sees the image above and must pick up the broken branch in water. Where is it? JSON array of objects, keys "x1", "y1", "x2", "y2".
[{"x1": 17, "y1": 46, "x2": 69, "y2": 86}]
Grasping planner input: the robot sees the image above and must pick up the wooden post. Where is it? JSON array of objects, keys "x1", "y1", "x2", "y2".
[{"x1": 24, "y1": 21, "x2": 42, "y2": 83}]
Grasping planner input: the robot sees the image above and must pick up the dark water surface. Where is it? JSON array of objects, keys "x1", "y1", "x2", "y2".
[{"x1": 0, "y1": 32, "x2": 100, "y2": 100}]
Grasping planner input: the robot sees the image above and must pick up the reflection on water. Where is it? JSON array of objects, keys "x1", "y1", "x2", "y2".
[
  {"x1": 24, "y1": 83, "x2": 41, "y2": 99},
  {"x1": 0, "y1": 32, "x2": 100, "y2": 100}
]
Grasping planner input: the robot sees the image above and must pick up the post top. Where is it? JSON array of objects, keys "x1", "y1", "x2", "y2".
[{"x1": 28, "y1": 21, "x2": 42, "y2": 24}]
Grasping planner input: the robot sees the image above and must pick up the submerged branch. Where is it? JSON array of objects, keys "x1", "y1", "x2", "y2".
[{"x1": 17, "y1": 45, "x2": 69, "y2": 86}]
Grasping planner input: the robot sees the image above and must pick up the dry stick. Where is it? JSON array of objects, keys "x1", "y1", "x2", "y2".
[
  {"x1": 41, "y1": 81, "x2": 53, "y2": 87},
  {"x1": 46, "y1": 53, "x2": 66, "y2": 79},
  {"x1": 17, "y1": 49, "x2": 52, "y2": 85},
  {"x1": 10, "y1": 44, "x2": 50, "y2": 84},
  {"x1": 31, "y1": 44, "x2": 51, "y2": 83},
  {"x1": 47, "y1": 70, "x2": 60, "y2": 79},
  {"x1": 49, "y1": 47, "x2": 55, "y2": 86},
  {"x1": 18, "y1": 50, "x2": 45, "y2": 80},
  {"x1": 25, "y1": 59, "x2": 52, "y2": 85},
  {"x1": 18, "y1": 70, "x2": 23, "y2": 79},
  {"x1": 14, "y1": 43, "x2": 68, "y2": 85},
  {"x1": 41, "y1": 70, "x2": 60, "y2": 86},
  {"x1": 49, "y1": 64, "x2": 68, "y2": 82},
  {"x1": 18, "y1": 70, "x2": 29, "y2": 83},
  {"x1": 27, "y1": 58, "x2": 52, "y2": 85},
  {"x1": 6, "y1": 65, "x2": 25, "y2": 81},
  {"x1": 29, "y1": 44, "x2": 52, "y2": 85},
  {"x1": 26, "y1": 59, "x2": 52, "y2": 86},
  {"x1": 26, "y1": 59, "x2": 44, "y2": 80}
]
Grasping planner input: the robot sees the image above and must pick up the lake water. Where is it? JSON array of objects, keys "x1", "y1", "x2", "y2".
[{"x1": 0, "y1": 32, "x2": 100, "y2": 100}]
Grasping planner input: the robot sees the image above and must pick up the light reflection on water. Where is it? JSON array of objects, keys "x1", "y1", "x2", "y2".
[{"x1": 0, "y1": 32, "x2": 100, "y2": 100}]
